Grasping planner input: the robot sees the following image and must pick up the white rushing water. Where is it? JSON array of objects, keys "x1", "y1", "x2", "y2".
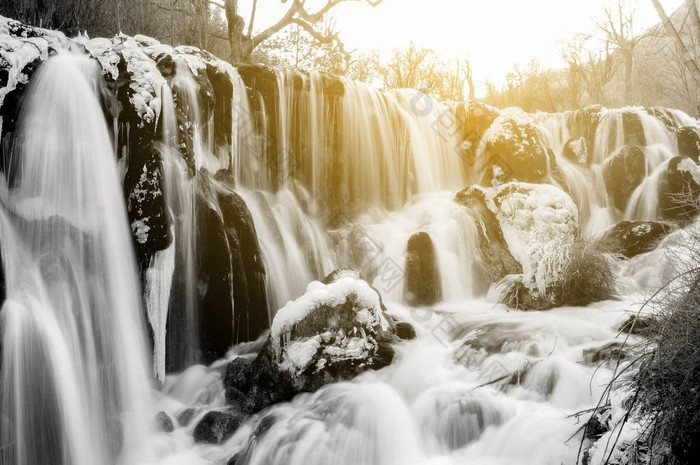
[
  {"x1": 0, "y1": 53, "x2": 154, "y2": 465},
  {"x1": 142, "y1": 295, "x2": 643, "y2": 465}
]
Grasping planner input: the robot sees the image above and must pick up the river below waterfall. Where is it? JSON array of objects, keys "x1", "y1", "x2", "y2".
[{"x1": 145, "y1": 296, "x2": 643, "y2": 465}]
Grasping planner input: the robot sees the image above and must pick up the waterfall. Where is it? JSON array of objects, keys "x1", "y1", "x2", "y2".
[
  {"x1": 0, "y1": 53, "x2": 152, "y2": 465},
  {"x1": 4, "y1": 19, "x2": 700, "y2": 465}
]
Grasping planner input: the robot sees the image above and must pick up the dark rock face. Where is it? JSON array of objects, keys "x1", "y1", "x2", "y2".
[
  {"x1": 479, "y1": 117, "x2": 550, "y2": 185},
  {"x1": 603, "y1": 145, "x2": 646, "y2": 212},
  {"x1": 223, "y1": 270, "x2": 404, "y2": 415},
  {"x1": 621, "y1": 110, "x2": 646, "y2": 146},
  {"x1": 658, "y1": 156, "x2": 700, "y2": 223},
  {"x1": 193, "y1": 409, "x2": 246, "y2": 444},
  {"x1": 155, "y1": 411, "x2": 175, "y2": 433},
  {"x1": 404, "y1": 232, "x2": 441, "y2": 306},
  {"x1": 677, "y1": 126, "x2": 700, "y2": 163},
  {"x1": 563, "y1": 137, "x2": 589, "y2": 164},
  {"x1": 618, "y1": 315, "x2": 657, "y2": 336},
  {"x1": 454, "y1": 186, "x2": 522, "y2": 294},
  {"x1": 566, "y1": 105, "x2": 602, "y2": 153},
  {"x1": 583, "y1": 341, "x2": 627, "y2": 365},
  {"x1": 395, "y1": 321, "x2": 417, "y2": 340},
  {"x1": 195, "y1": 181, "x2": 236, "y2": 365},
  {"x1": 597, "y1": 221, "x2": 671, "y2": 259},
  {"x1": 0, "y1": 248, "x2": 5, "y2": 303},
  {"x1": 218, "y1": 188, "x2": 269, "y2": 343},
  {"x1": 454, "y1": 101, "x2": 500, "y2": 165}
]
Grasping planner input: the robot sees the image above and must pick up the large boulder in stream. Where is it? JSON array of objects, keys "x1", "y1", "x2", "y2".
[
  {"x1": 621, "y1": 110, "x2": 646, "y2": 146},
  {"x1": 596, "y1": 221, "x2": 672, "y2": 259},
  {"x1": 454, "y1": 186, "x2": 522, "y2": 294},
  {"x1": 602, "y1": 145, "x2": 646, "y2": 212},
  {"x1": 223, "y1": 270, "x2": 411, "y2": 414},
  {"x1": 404, "y1": 232, "x2": 441, "y2": 305},
  {"x1": 658, "y1": 156, "x2": 700, "y2": 223},
  {"x1": 478, "y1": 112, "x2": 550, "y2": 185},
  {"x1": 454, "y1": 101, "x2": 500, "y2": 165},
  {"x1": 191, "y1": 178, "x2": 269, "y2": 365},
  {"x1": 562, "y1": 137, "x2": 589, "y2": 165},
  {"x1": 677, "y1": 126, "x2": 700, "y2": 163},
  {"x1": 193, "y1": 409, "x2": 247, "y2": 444},
  {"x1": 456, "y1": 182, "x2": 588, "y2": 310}
]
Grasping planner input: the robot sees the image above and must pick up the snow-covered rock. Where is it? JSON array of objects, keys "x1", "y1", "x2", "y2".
[
  {"x1": 562, "y1": 137, "x2": 588, "y2": 164},
  {"x1": 224, "y1": 269, "x2": 412, "y2": 414},
  {"x1": 457, "y1": 182, "x2": 582, "y2": 309},
  {"x1": 658, "y1": 156, "x2": 700, "y2": 223},
  {"x1": 478, "y1": 109, "x2": 551, "y2": 185},
  {"x1": 596, "y1": 220, "x2": 672, "y2": 259}
]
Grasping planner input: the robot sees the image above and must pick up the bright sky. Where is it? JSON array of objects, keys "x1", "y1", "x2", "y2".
[{"x1": 241, "y1": 0, "x2": 686, "y2": 90}]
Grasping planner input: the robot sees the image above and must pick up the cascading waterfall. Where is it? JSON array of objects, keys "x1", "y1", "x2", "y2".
[
  {"x1": 3, "y1": 18, "x2": 700, "y2": 465},
  {"x1": 535, "y1": 106, "x2": 697, "y2": 236},
  {"x1": 0, "y1": 53, "x2": 152, "y2": 465}
]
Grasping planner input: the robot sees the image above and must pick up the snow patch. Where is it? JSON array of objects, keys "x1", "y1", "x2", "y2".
[{"x1": 676, "y1": 157, "x2": 700, "y2": 186}]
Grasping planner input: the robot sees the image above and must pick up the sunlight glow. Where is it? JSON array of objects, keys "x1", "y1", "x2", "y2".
[{"x1": 239, "y1": 0, "x2": 686, "y2": 91}]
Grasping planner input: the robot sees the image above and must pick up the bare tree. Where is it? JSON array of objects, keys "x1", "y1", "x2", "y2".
[
  {"x1": 562, "y1": 34, "x2": 616, "y2": 105},
  {"x1": 596, "y1": 0, "x2": 643, "y2": 103},
  {"x1": 223, "y1": 0, "x2": 383, "y2": 63},
  {"x1": 251, "y1": 21, "x2": 348, "y2": 75},
  {"x1": 371, "y1": 43, "x2": 470, "y2": 101}
]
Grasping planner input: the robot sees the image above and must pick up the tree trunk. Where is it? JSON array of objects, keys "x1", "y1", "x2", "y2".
[
  {"x1": 624, "y1": 49, "x2": 633, "y2": 104},
  {"x1": 225, "y1": 0, "x2": 253, "y2": 63}
]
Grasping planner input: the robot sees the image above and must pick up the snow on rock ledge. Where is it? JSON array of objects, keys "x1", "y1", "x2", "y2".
[{"x1": 224, "y1": 269, "x2": 413, "y2": 414}]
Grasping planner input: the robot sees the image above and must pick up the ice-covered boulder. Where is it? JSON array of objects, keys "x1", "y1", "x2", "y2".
[
  {"x1": 457, "y1": 182, "x2": 582, "y2": 309},
  {"x1": 223, "y1": 270, "x2": 410, "y2": 414},
  {"x1": 489, "y1": 183, "x2": 580, "y2": 297}
]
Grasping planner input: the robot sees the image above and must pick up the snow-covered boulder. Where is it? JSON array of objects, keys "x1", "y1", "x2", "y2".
[
  {"x1": 224, "y1": 270, "x2": 411, "y2": 414},
  {"x1": 658, "y1": 156, "x2": 700, "y2": 223},
  {"x1": 478, "y1": 110, "x2": 551, "y2": 185},
  {"x1": 563, "y1": 137, "x2": 589, "y2": 164},
  {"x1": 677, "y1": 126, "x2": 700, "y2": 163},
  {"x1": 596, "y1": 220, "x2": 672, "y2": 259}
]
